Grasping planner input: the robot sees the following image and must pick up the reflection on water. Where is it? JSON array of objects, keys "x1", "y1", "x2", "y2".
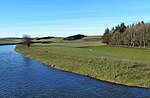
[{"x1": 0, "y1": 45, "x2": 150, "y2": 98}]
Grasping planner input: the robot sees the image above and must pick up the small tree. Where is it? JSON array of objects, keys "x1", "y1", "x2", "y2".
[{"x1": 22, "y1": 34, "x2": 31, "y2": 47}]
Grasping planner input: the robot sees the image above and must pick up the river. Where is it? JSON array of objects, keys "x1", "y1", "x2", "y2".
[{"x1": 0, "y1": 45, "x2": 150, "y2": 98}]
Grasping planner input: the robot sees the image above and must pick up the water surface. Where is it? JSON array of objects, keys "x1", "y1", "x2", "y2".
[{"x1": 0, "y1": 45, "x2": 150, "y2": 98}]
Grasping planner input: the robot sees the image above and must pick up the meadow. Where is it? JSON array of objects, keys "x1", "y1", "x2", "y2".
[
  {"x1": 15, "y1": 42, "x2": 150, "y2": 88},
  {"x1": 0, "y1": 39, "x2": 21, "y2": 45}
]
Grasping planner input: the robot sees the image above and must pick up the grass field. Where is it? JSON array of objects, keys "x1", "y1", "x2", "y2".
[
  {"x1": 82, "y1": 36, "x2": 102, "y2": 41},
  {"x1": 0, "y1": 39, "x2": 21, "y2": 44},
  {"x1": 32, "y1": 36, "x2": 102, "y2": 43},
  {"x1": 15, "y1": 42, "x2": 150, "y2": 88}
]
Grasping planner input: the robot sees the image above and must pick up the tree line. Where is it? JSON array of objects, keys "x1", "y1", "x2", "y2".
[
  {"x1": 63, "y1": 34, "x2": 86, "y2": 40},
  {"x1": 102, "y1": 21, "x2": 150, "y2": 47}
]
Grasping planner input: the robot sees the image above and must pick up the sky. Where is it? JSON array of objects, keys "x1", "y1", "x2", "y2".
[{"x1": 0, "y1": 0, "x2": 150, "y2": 37}]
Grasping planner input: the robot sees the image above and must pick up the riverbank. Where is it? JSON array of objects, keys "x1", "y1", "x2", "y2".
[{"x1": 15, "y1": 42, "x2": 150, "y2": 88}]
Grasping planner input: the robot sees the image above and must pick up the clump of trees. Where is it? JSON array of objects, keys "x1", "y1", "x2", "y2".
[
  {"x1": 63, "y1": 34, "x2": 86, "y2": 41},
  {"x1": 35, "y1": 36, "x2": 54, "y2": 40},
  {"x1": 102, "y1": 21, "x2": 150, "y2": 47},
  {"x1": 22, "y1": 34, "x2": 32, "y2": 47}
]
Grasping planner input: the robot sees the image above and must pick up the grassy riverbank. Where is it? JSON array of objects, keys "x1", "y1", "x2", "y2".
[{"x1": 15, "y1": 42, "x2": 150, "y2": 88}]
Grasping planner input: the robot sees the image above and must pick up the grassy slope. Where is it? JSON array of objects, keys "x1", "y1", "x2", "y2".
[
  {"x1": 0, "y1": 39, "x2": 21, "y2": 44},
  {"x1": 15, "y1": 42, "x2": 150, "y2": 88},
  {"x1": 32, "y1": 37, "x2": 64, "y2": 43},
  {"x1": 82, "y1": 36, "x2": 102, "y2": 41}
]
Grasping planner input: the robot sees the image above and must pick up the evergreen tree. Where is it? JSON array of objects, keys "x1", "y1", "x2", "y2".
[
  {"x1": 102, "y1": 21, "x2": 150, "y2": 48},
  {"x1": 102, "y1": 28, "x2": 111, "y2": 44}
]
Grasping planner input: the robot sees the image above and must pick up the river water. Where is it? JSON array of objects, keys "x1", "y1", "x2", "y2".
[{"x1": 0, "y1": 45, "x2": 150, "y2": 98}]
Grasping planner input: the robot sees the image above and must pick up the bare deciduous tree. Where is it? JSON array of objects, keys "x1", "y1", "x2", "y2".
[{"x1": 22, "y1": 34, "x2": 31, "y2": 47}]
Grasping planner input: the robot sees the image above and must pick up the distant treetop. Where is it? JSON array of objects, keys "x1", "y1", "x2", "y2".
[{"x1": 63, "y1": 34, "x2": 86, "y2": 41}]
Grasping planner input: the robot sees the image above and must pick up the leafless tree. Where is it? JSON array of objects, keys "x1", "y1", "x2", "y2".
[{"x1": 22, "y1": 34, "x2": 31, "y2": 47}]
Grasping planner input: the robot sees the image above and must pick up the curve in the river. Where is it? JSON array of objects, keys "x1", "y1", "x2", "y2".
[{"x1": 0, "y1": 45, "x2": 150, "y2": 98}]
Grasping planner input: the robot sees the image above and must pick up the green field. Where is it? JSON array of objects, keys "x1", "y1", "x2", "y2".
[
  {"x1": 32, "y1": 36, "x2": 102, "y2": 43},
  {"x1": 82, "y1": 36, "x2": 102, "y2": 41},
  {"x1": 15, "y1": 42, "x2": 150, "y2": 88},
  {"x1": 0, "y1": 39, "x2": 21, "y2": 45}
]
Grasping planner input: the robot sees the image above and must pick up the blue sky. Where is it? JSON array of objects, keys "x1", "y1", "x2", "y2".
[{"x1": 0, "y1": 0, "x2": 150, "y2": 37}]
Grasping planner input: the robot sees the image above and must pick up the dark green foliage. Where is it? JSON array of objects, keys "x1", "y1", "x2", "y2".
[
  {"x1": 36, "y1": 36, "x2": 54, "y2": 40},
  {"x1": 63, "y1": 34, "x2": 86, "y2": 41},
  {"x1": 102, "y1": 21, "x2": 150, "y2": 47},
  {"x1": 102, "y1": 28, "x2": 111, "y2": 44},
  {"x1": 119, "y1": 23, "x2": 127, "y2": 33}
]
